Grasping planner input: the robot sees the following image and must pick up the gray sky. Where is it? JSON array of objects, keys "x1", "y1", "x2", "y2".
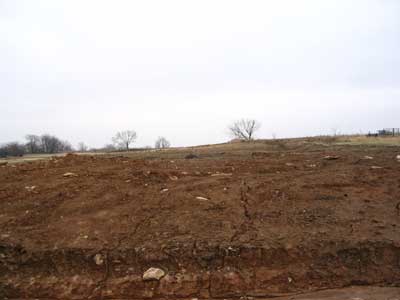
[{"x1": 1, "y1": 0, "x2": 400, "y2": 148}]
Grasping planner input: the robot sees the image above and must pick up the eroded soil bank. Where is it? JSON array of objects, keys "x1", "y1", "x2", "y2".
[{"x1": 1, "y1": 141, "x2": 399, "y2": 298}]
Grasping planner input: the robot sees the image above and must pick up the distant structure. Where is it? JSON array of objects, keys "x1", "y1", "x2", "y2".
[{"x1": 367, "y1": 128, "x2": 400, "y2": 137}]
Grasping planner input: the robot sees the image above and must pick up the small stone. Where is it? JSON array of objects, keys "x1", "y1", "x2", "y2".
[
  {"x1": 363, "y1": 156, "x2": 374, "y2": 160},
  {"x1": 323, "y1": 155, "x2": 340, "y2": 160},
  {"x1": 161, "y1": 188, "x2": 169, "y2": 193},
  {"x1": 169, "y1": 176, "x2": 178, "y2": 181},
  {"x1": 63, "y1": 172, "x2": 78, "y2": 177},
  {"x1": 196, "y1": 196, "x2": 209, "y2": 201},
  {"x1": 396, "y1": 155, "x2": 400, "y2": 160},
  {"x1": 211, "y1": 173, "x2": 232, "y2": 176},
  {"x1": 285, "y1": 163, "x2": 295, "y2": 167},
  {"x1": 143, "y1": 267, "x2": 165, "y2": 281},
  {"x1": 94, "y1": 254, "x2": 104, "y2": 265},
  {"x1": 25, "y1": 186, "x2": 37, "y2": 192},
  {"x1": 371, "y1": 166, "x2": 383, "y2": 169}
]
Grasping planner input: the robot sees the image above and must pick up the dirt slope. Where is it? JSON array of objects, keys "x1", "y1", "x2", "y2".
[{"x1": 0, "y1": 141, "x2": 399, "y2": 299}]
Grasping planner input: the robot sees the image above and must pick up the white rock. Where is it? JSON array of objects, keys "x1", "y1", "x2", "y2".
[
  {"x1": 323, "y1": 155, "x2": 340, "y2": 160},
  {"x1": 142, "y1": 267, "x2": 165, "y2": 281},
  {"x1": 370, "y1": 166, "x2": 383, "y2": 169},
  {"x1": 211, "y1": 173, "x2": 232, "y2": 176},
  {"x1": 63, "y1": 172, "x2": 78, "y2": 177},
  {"x1": 94, "y1": 254, "x2": 104, "y2": 265},
  {"x1": 25, "y1": 186, "x2": 37, "y2": 192},
  {"x1": 196, "y1": 196, "x2": 209, "y2": 201}
]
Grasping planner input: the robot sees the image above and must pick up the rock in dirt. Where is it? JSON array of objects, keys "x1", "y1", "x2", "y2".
[
  {"x1": 396, "y1": 155, "x2": 400, "y2": 161},
  {"x1": 185, "y1": 153, "x2": 198, "y2": 159},
  {"x1": 364, "y1": 156, "x2": 374, "y2": 160},
  {"x1": 142, "y1": 267, "x2": 165, "y2": 281},
  {"x1": 323, "y1": 155, "x2": 340, "y2": 160},
  {"x1": 211, "y1": 173, "x2": 232, "y2": 176},
  {"x1": 25, "y1": 186, "x2": 37, "y2": 192},
  {"x1": 94, "y1": 253, "x2": 104, "y2": 265},
  {"x1": 63, "y1": 172, "x2": 78, "y2": 177},
  {"x1": 196, "y1": 196, "x2": 209, "y2": 201},
  {"x1": 0, "y1": 161, "x2": 8, "y2": 166},
  {"x1": 371, "y1": 166, "x2": 383, "y2": 170}
]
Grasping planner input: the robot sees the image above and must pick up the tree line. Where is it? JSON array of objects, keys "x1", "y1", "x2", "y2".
[
  {"x1": 0, "y1": 134, "x2": 73, "y2": 157},
  {"x1": 109, "y1": 119, "x2": 260, "y2": 151},
  {"x1": 0, "y1": 119, "x2": 261, "y2": 158}
]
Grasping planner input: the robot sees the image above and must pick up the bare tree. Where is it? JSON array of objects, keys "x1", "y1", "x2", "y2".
[
  {"x1": 0, "y1": 142, "x2": 25, "y2": 157},
  {"x1": 112, "y1": 130, "x2": 137, "y2": 150},
  {"x1": 25, "y1": 134, "x2": 41, "y2": 153},
  {"x1": 40, "y1": 134, "x2": 62, "y2": 153},
  {"x1": 155, "y1": 136, "x2": 171, "y2": 149},
  {"x1": 39, "y1": 134, "x2": 72, "y2": 153},
  {"x1": 228, "y1": 119, "x2": 261, "y2": 141},
  {"x1": 77, "y1": 142, "x2": 88, "y2": 152},
  {"x1": 102, "y1": 144, "x2": 117, "y2": 152}
]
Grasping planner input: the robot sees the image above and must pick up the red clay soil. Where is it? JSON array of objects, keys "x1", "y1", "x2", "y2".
[{"x1": 0, "y1": 143, "x2": 400, "y2": 299}]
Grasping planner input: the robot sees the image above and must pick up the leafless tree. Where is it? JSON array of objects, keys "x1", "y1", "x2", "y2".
[
  {"x1": 0, "y1": 142, "x2": 25, "y2": 157},
  {"x1": 39, "y1": 134, "x2": 72, "y2": 153},
  {"x1": 102, "y1": 144, "x2": 117, "y2": 152},
  {"x1": 112, "y1": 130, "x2": 137, "y2": 150},
  {"x1": 25, "y1": 134, "x2": 41, "y2": 153},
  {"x1": 40, "y1": 134, "x2": 62, "y2": 153},
  {"x1": 155, "y1": 136, "x2": 171, "y2": 149},
  {"x1": 228, "y1": 119, "x2": 261, "y2": 141},
  {"x1": 78, "y1": 142, "x2": 88, "y2": 152}
]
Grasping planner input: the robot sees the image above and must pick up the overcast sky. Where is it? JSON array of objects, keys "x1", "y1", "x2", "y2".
[{"x1": 1, "y1": 0, "x2": 399, "y2": 148}]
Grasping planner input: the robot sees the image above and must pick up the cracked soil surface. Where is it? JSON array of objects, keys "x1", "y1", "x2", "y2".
[{"x1": 0, "y1": 140, "x2": 399, "y2": 299}]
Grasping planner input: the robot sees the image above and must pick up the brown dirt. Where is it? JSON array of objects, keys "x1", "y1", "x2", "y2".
[{"x1": 0, "y1": 140, "x2": 400, "y2": 299}]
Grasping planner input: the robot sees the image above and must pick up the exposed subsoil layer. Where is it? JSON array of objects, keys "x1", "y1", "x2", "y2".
[{"x1": 1, "y1": 141, "x2": 400, "y2": 299}]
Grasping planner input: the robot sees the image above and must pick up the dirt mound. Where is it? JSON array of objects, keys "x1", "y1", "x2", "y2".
[{"x1": 0, "y1": 144, "x2": 399, "y2": 298}]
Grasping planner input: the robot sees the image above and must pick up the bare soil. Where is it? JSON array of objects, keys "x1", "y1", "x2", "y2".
[{"x1": 1, "y1": 140, "x2": 399, "y2": 299}]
